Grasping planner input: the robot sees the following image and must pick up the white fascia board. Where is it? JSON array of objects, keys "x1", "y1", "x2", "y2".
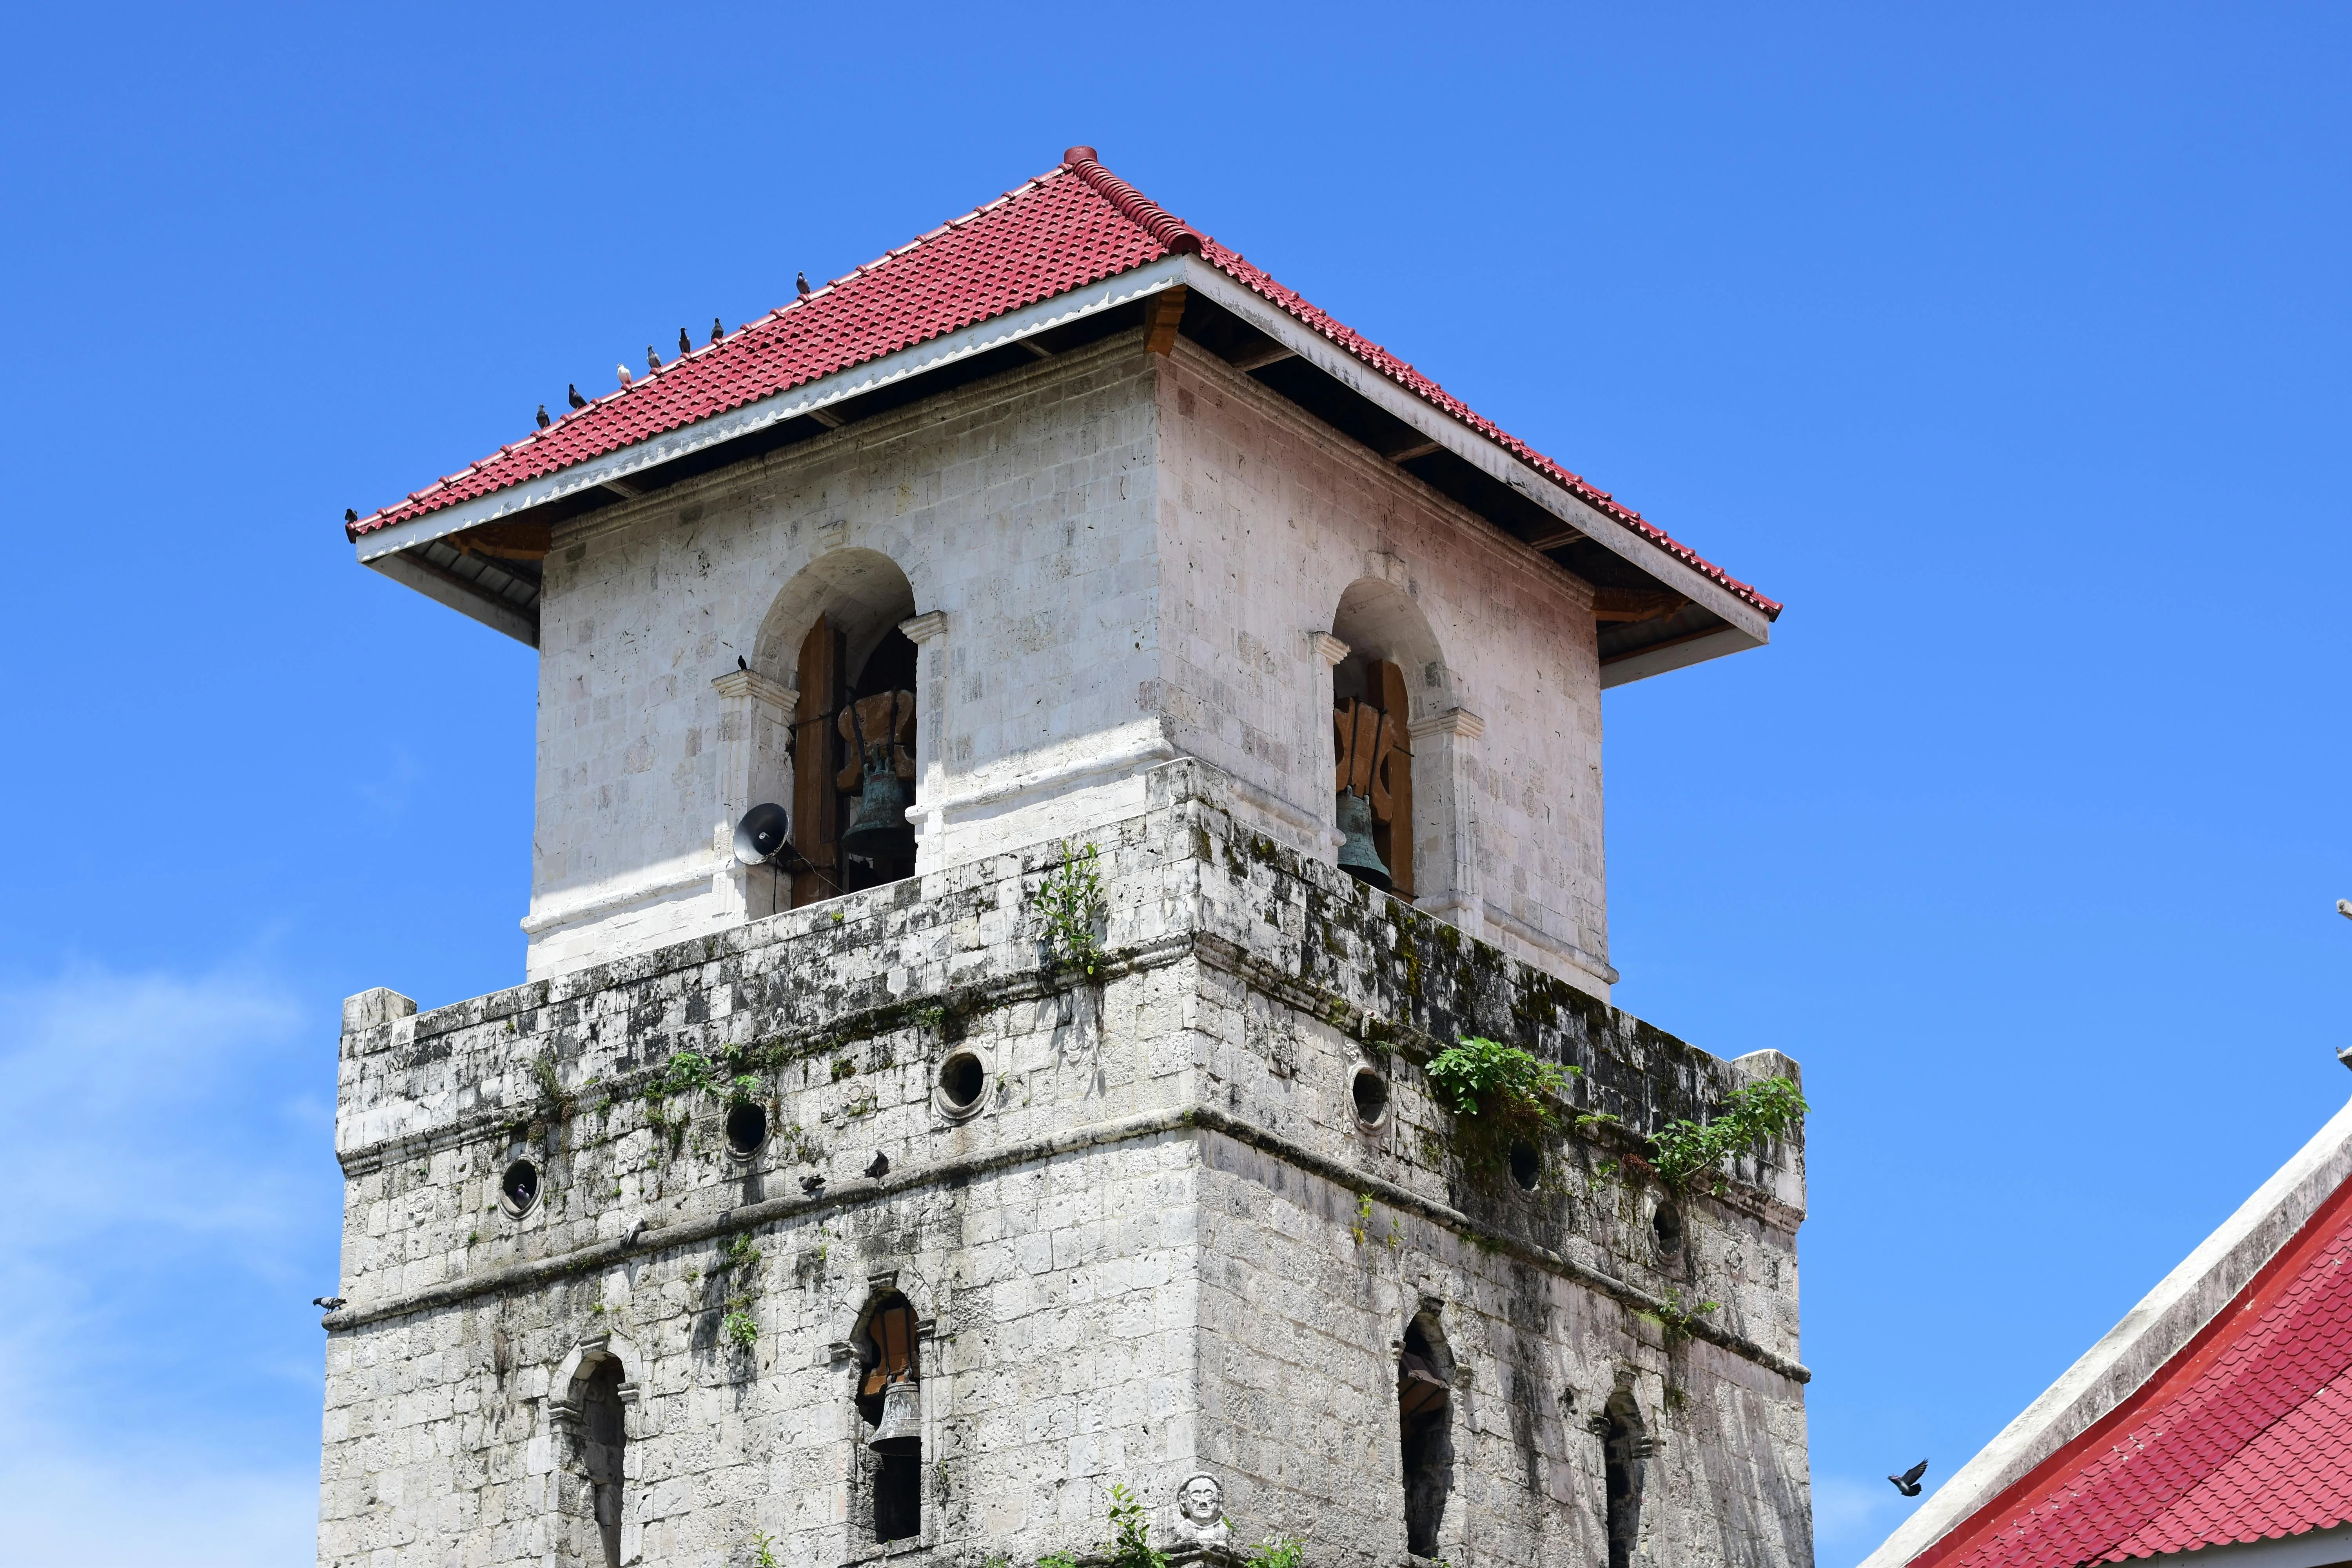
[
  {"x1": 1861, "y1": 1092, "x2": 2352, "y2": 1568},
  {"x1": 1598, "y1": 626, "x2": 1764, "y2": 690},
  {"x1": 1172, "y1": 257, "x2": 1775, "y2": 648},
  {"x1": 353, "y1": 255, "x2": 1196, "y2": 566},
  {"x1": 366, "y1": 552, "x2": 539, "y2": 647}
]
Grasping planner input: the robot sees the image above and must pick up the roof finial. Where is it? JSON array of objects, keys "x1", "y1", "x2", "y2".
[{"x1": 1063, "y1": 145, "x2": 1098, "y2": 166}]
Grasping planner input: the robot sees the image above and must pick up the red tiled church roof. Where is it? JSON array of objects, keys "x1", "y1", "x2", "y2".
[
  {"x1": 1922, "y1": 1178, "x2": 2352, "y2": 1568},
  {"x1": 348, "y1": 150, "x2": 1778, "y2": 619}
]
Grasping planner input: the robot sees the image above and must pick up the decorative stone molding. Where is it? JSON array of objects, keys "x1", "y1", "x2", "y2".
[
  {"x1": 1406, "y1": 708, "x2": 1486, "y2": 940},
  {"x1": 900, "y1": 611, "x2": 949, "y2": 868},
  {"x1": 1309, "y1": 632, "x2": 1350, "y2": 667}
]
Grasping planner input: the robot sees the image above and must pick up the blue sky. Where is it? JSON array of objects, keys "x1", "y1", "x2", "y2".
[{"x1": 0, "y1": 4, "x2": 2344, "y2": 1563}]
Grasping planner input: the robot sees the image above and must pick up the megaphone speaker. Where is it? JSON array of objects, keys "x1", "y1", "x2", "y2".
[{"x1": 733, "y1": 803, "x2": 792, "y2": 866}]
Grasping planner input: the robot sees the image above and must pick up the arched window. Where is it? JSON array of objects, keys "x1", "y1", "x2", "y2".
[
  {"x1": 576, "y1": 1359, "x2": 627, "y2": 1568},
  {"x1": 1599, "y1": 1390, "x2": 1650, "y2": 1568},
  {"x1": 1398, "y1": 1312, "x2": 1454, "y2": 1556},
  {"x1": 856, "y1": 1291, "x2": 922, "y2": 1543}
]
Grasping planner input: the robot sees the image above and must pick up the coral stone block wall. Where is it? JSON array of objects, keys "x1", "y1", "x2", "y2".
[
  {"x1": 320, "y1": 761, "x2": 1809, "y2": 1568},
  {"x1": 525, "y1": 332, "x2": 1614, "y2": 1000}
]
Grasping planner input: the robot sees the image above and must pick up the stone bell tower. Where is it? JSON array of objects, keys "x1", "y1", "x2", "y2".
[{"x1": 319, "y1": 149, "x2": 1810, "y2": 1568}]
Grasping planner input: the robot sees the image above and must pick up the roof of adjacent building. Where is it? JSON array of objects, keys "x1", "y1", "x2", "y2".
[
  {"x1": 346, "y1": 149, "x2": 1779, "y2": 619},
  {"x1": 1884, "y1": 1106, "x2": 2352, "y2": 1568}
]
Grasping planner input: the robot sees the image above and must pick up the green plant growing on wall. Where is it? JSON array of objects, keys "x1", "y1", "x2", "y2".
[
  {"x1": 1426, "y1": 1037, "x2": 1575, "y2": 1126},
  {"x1": 530, "y1": 1053, "x2": 573, "y2": 1117},
  {"x1": 1351, "y1": 1192, "x2": 1374, "y2": 1247},
  {"x1": 726, "y1": 1074, "x2": 764, "y2": 1107},
  {"x1": 724, "y1": 1232, "x2": 762, "y2": 1274},
  {"x1": 1647, "y1": 1076, "x2": 1808, "y2": 1194},
  {"x1": 1037, "y1": 840, "x2": 1107, "y2": 979},
  {"x1": 1426, "y1": 1036, "x2": 1579, "y2": 1172},
  {"x1": 1246, "y1": 1534, "x2": 1308, "y2": 1568},
  {"x1": 1037, "y1": 1553, "x2": 1081, "y2": 1568},
  {"x1": 1639, "y1": 1285, "x2": 1719, "y2": 1348},
  {"x1": 722, "y1": 1297, "x2": 759, "y2": 1348},
  {"x1": 749, "y1": 1530, "x2": 782, "y2": 1568},
  {"x1": 1104, "y1": 1483, "x2": 1167, "y2": 1568}
]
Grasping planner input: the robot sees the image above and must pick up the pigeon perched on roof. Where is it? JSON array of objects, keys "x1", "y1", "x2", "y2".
[
  {"x1": 1888, "y1": 1461, "x2": 1928, "y2": 1497},
  {"x1": 711, "y1": 316, "x2": 723, "y2": 345},
  {"x1": 535, "y1": 404, "x2": 550, "y2": 429},
  {"x1": 313, "y1": 1296, "x2": 346, "y2": 1311},
  {"x1": 344, "y1": 508, "x2": 357, "y2": 524},
  {"x1": 568, "y1": 383, "x2": 588, "y2": 410},
  {"x1": 679, "y1": 327, "x2": 692, "y2": 357},
  {"x1": 797, "y1": 271, "x2": 811, "y2": 298},
  {"x1": 865, "y1": 1152, "x2": 890, "y2": 1178},
  {"x1": 617, "y1": 363, "x2": 633, "y2": 388},
  {"x1": 646, "y1": 345, "x2": 662, "y2": 373},
  {"x1": 737, "y1": 655, "x2": 748, "y2": 671}
]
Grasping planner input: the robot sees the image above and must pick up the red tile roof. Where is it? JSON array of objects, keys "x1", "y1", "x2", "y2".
[
  {"x1": 1920, "y1": 1179, "x2": 2352, "y2": 1568},
  {"x1": 348, "y1": 150, "x2": 1779, "y2": 620}
]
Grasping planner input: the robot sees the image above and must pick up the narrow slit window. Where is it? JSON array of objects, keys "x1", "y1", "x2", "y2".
[{"x1": 1399, "y1": 1316, "x2": 1452, "y2": 1556}]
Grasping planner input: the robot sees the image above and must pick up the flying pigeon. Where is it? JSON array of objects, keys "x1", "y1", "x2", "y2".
[
  {"x1": 1888, "y1": 1461, "x2": 1928, "y2": 1497},
  {"x1": 679, "y1": 327, "x2": 692, "y2": 356},
  {"x1": 535, "y1": 404, "x2": 550, "y2": 429},
  {"x1": 313, "y1": 1296, "x2": 346, "y2": 1311},
  {"x1": 568, "y1": 383, "x2": 588, "y2": 409},
  {"x1": 797, "y1": 271, "x2": 811, "y2": 298},
  {"x1": 864, "y1": 1152, "x2": 890, "y2": 1179},
  {"x1": 343, "y1": 508, "x2": 358, "y2": 524},
  {"x1": 646, "y1": 345, "x2": 662, "y2": 373},
  {"x1": 617, "y1": 363, "x2": 633, "y2": 388},
  {"x1": 710, "y1": 316, "x2": 723, "y2": 345}
]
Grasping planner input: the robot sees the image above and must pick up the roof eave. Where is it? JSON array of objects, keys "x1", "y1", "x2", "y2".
[{"x1": 1172, "y1": 258, "x2": 1775, "y2": 667}]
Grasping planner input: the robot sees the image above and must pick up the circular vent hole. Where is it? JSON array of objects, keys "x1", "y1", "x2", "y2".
[
  {"x1": 725, "y1": 1101, "x2": 769, "y2": 1158},
  {"x1": 938, "y1": 1052, "x2": 985, "y2": 1114},
  {"x1": 1351, "y1": 1067, "x2": 1390, "y2": 1129},
  {"x1": 499, "y1": 1159, "x2": 541, "y2": 1217},
  {"x1": 1507, "y1": 1143, "x2": 1541, "y2": 1192},
  {"x1": 1653, "y1": 1200, "x2": 1684, "y2": 1251}
]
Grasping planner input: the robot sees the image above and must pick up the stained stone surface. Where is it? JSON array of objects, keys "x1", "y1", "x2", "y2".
[{"x1": 320, "y1": 759, "x2": 1810, "y2": 1568}]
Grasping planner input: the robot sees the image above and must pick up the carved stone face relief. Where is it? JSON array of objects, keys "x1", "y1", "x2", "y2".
[{"x1": 1172, "y1": 1472, "x2": 1228, "y2": 1544}]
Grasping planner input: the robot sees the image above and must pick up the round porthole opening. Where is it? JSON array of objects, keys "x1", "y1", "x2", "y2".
[
  {"x1": 1653, "y1": 1200, "x2": 1684, "y2": 1251},
  {"x1": 499, "y1": 1158, "x2": 541, "y2": 1217},
  {"x1": 1507, "y1": 1143, "x2": 1541, "y2": 1192},
  {"x1": 1351, "y1": 1067, "x2": 1390, "y2": 1130},
  {"x1": 936, "y1": 1051, "x2": 986, "y2": 1118},
  {"x1": 725, "y1": 1101, "x2": 769, "y2": 1159}
]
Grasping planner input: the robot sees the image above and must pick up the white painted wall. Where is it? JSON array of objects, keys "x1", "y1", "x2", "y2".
[{"x1": 524, "y1": 331, "x2": 1613, "y2": 997}]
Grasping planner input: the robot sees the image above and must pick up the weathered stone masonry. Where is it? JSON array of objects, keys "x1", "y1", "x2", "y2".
[{"x1": 322, "y1": 760, "x2": 1809, "y2": 1568}]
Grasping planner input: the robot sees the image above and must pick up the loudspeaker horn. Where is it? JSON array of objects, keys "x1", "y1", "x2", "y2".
[{"x1": 733, "y1": 803, "x2": 792, "y2": 866}]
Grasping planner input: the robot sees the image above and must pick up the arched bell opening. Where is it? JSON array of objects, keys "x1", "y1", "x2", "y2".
[
  {"x1": 1398, "y1": 1309, "x2": 1455, "y2": 1557},
  {"x1": 1329, "y1": 577, "x2": 1447, "y2": 903},
  {"x1": 853, "y1": 1289, "x2": 923, "y2": 1544},
  {"x1": 751, "y1": 550, "x2": 922, "y2": 908}
]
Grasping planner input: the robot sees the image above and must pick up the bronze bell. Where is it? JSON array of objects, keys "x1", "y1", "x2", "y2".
[
  {"x1": 867, "y1": 1375, "x2": 922, "y2": 1455},
  {"x1": 840, "y1": 746, "x2": 916, "y2": 862},
  {"x1": 1336, "y1": 789, "x2": 1392, "y2": 893}
]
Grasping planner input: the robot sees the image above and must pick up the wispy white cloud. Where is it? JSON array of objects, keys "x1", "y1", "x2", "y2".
[{"x1": 0, "y1": 965, "x2": 330, "y2": 1567}]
